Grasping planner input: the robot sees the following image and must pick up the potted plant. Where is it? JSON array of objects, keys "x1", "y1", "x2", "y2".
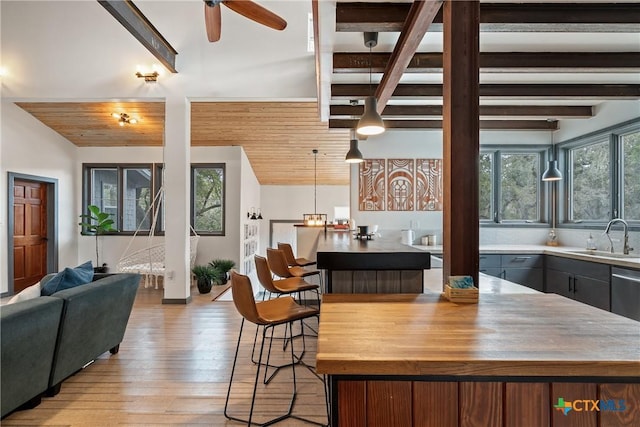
[
  {"x1": 192, "y1": 265, "x2": 218, "y2": 294},
  {"x1": 209, "y1": 259, "x2": 236, "y2": 284},
  {"x1": 79, "y1": 205, "x2": 116, "y2": 273}
]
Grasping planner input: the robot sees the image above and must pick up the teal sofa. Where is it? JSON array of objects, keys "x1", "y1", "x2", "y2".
[{"x1": 1, "y1": 273, "x2": 140, "y2": 418}]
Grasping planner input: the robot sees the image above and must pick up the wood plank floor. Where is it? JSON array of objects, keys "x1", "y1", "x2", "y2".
[{"x1": 2, "y1": 285, "x2": 328, "y2": 426}]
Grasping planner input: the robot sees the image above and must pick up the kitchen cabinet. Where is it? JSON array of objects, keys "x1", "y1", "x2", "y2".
[
  {"x1": 480, "y1": 253, "x2": 544, "y2": 291},
  {"x1": 611, "y1": 267, "x2": 640, "y2": 321},
  {"x1": 546, "y1": 256, "x2": 610, "y2": 311}
]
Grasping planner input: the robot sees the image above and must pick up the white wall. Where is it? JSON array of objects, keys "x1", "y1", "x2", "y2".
[
  {"x1": 260, "y1": 185, "x2": 350, "y2": 250},
  {"x1": 556, "y1": 100, "x2": 640, "y2": 142},
  {"x1": 1, "y1": 102, "x2": 78, "y2": 293},
  {"x1": 239, "y1": 148, "x2": 261, "y2": 280}
]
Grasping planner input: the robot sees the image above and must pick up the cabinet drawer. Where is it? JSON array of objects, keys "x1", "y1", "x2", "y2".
[
  {"x1": 546, "y1": 256, "x2": 610, "y2": 282},
  {"x1": 479, "y1": 254, "x2": 501, "y2": 268},
  {"x1": 480, "y1": 268, "x2": 502, "y2": 278},
  {"x1": 501, "y1": 254, "x2": 542, "y2": 269}
]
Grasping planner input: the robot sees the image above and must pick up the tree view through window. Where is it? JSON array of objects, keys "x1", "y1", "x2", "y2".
[
  {"x1": 480, "y1": 149, "x2": 544, "y2": 223},
  {"x1": 192, "y1": 165, "x2": 225, "y2": 235},
  {"x1": 569, "y1": 140, "x2": 610, "y2": 221}
]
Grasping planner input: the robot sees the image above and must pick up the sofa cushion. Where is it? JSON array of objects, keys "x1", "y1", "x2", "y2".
[
  {"x1": 7, "y1": 281, "x2": 41, "y2": 304},
  {"x1": 41, "y1": 261, "x2": 94, "y2": 296}
]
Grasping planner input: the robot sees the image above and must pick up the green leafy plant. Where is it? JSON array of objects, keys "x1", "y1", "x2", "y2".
[
  {"x1": 209, "y1": 259, "x2": 235, "y2": 284},
  {"x1": 79, "y1": 205, "x2": 116, "y2": 269},
  {"x1": 192, "y1": 265, "x2": 218, "y2": 281}
]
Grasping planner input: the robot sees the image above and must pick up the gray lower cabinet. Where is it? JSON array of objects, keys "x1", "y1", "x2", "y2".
[
  {"x1": 546, "y1": 256, "x2": 610, "y2": 311},
  {"x1": 479, "y1": 253, "x2": 544, "y2": 291},
  {"x1": 611, "y1": 267, "x2": 640, "y2": 321}
]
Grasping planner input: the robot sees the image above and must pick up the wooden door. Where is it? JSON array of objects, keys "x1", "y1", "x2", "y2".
[{"x1": 13, "y1": 180, "x2": 48, "y2": 292}]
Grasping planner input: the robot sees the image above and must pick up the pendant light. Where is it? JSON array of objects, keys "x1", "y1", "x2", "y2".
[
  {"x1": 345, "y1": 129, "x2": 364, "y2": 163},
  {"x1": 356, "y1": 32, "x2": 385, "y2": 136},
  {"x1": 303, "y1": 149, "x2": 327, "y2": 226},
  {"x1": 542, "y1": 130, "x2": 562, "y2": 181}
]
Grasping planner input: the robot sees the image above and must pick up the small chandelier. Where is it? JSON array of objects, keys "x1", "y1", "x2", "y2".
[{"x1": 112, "y1": 113, "x2": 138, "y2": 126}]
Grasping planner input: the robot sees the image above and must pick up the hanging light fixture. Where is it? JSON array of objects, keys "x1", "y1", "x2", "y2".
[
  {"x1": 345, "y1": 129, "x2": 364, "y2": 163},
  {"x1": 356, "y1": 32, "x2": 385, "y2": 136},
  {"x1": 542, "y1": 130, "x2": 562, "y2": 181},
  {"x1": 303, "y1": 149, "x2": 327, "y2": 226}
]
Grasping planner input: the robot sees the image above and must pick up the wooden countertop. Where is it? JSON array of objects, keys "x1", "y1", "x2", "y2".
[{"x1": 316, "y1": 293, "x2": 640, "y2": 378}]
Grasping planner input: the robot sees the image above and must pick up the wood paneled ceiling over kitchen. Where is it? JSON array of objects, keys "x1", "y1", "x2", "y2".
[{"x1": 191, "y1": 102, "x2": 349, "y2": 185}]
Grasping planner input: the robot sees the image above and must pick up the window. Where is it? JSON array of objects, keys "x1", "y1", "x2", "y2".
[
  {"x1": 568, "y1": 139, "x2": 611, "y2": 222},
  {"x1": 84, "y1": 164, "x2": 155, "y2": 234},
  {"x1": 480, "y1": 147, "x2": 547, "y2": 224},
  {"x1": 560, "y1": 119, "x2": 640, "y2": 227},
  {"x1": 621, "y1": 130, "x2": 640, "y2": 220},
  {"x1": 191, "y1": 164, "x2": 225, "y2": 235}
]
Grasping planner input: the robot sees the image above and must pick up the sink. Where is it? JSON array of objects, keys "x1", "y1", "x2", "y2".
[{"x1": 566, "y1": 250, "x2": 639, "y2": 259}]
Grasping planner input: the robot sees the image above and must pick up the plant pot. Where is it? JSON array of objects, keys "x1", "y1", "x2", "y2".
[
  {"x1": 220, "y1": 272, "x2": 229, "y2": 285},
  {"x1": 197, "y1": 277, "x2": 213, "y2": 294}
]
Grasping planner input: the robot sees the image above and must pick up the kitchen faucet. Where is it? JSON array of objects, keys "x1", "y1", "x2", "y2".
[{"x1": 604, "y1": 218, "x2": 633, "y2": 255}]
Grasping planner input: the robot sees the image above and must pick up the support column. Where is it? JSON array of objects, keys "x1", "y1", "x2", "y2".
[
  {"x1": 442, "y1": 0, "x2": 480, "y2": 289},
  {"x1": 162, "y1": 96, "x2": 191, "y2": 303}
]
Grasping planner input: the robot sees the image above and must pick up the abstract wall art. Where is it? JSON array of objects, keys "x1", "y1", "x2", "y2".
[
  {"x1": 387, "y1": 159, "x2": 414, "y2": 211},
  {"x1": 359, "y1": 159, "x2": 385, "y2": 211},
  {"x1": 416, "y1": 159, "x2": 443, "y2": 211}
]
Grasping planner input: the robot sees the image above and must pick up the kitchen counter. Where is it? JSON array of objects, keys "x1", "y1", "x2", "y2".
[
  {"x1": 316, "y1": 232, "x2": 430, "y2": 293},
  {"x1": 413, "y1": 244, "x2": 640, "y2": 269},
  {"x1": 317, "y1": 293, "x2": 640, "y2": 426}
]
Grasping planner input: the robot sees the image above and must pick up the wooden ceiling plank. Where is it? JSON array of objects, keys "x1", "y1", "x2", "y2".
[
  {"x1": 374, "y1": 0, "x2": 444, "y2": 113},
  {"x1": 330, "y1": 104, "x2": 593, "y2": 118},
  {"x1": 332, "y1": 83, "x2": 640, "y2": 99},
  {"x1": 329, "y1": 119, "x2": 558, "y2": 131},
  {"x1": 336, "y1": 2, "x2": 640, "y2": 32},
  {"x1": 334, "y1": 52, "x2": 640, "y2": 73}
]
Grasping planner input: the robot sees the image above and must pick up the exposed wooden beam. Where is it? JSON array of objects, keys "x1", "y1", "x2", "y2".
[
  {"x1": 336, "y1": 2, "x2": 640, "y2": 33},
  {"x1": 330, "y1": 105, "x2": 593, "y2": 119},
  {"x1": 312, "y1": 0, "x2": 321, "y2": 116},
  {"x1": 334, "y1": 52, "x2": 640, "y2": 73},
  {"x1": 329, "y1": 119, "x2": 557, "y2": 131},
  {"x1": 332, "y1": 84, "x2": 640, "y2": 99},
  {"x1": 98, "y1": 0, "x2": 178, "y2": 73},
  {"x1": 374, "y1": 0, "x2": 443, "y2": 113}
]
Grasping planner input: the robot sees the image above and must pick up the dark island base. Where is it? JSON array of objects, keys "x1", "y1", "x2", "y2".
[{"x1": 331, "y1": 376, "x2": 640, "y2": 427}]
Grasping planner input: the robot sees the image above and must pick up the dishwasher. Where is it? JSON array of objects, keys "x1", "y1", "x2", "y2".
[{"x1": 611, "y1": 267, "x2": 640, "y2": 321}]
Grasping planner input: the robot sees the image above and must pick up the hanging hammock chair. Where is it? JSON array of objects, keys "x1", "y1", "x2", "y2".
[{"x1": 116, "y1": 187, "x2": 199, "y2": 289}]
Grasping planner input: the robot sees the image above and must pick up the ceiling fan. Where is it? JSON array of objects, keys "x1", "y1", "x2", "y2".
[{"x1": 203, "y1": 0, "x2": 287, "y2": 42}]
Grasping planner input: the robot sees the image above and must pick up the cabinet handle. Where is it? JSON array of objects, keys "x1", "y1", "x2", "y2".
[
  {"x1": 573, "y1": 277, "x2": 578, "y2": 293},
  {"x1": 568, "y1": 276, "x2": 572, "y2": 292},
  {"x1": 612, "y1": 273, "x2": 640, "y2": 284},
  {"x1": 512, "y1": 256, "x2": 532, "y2": 262}
]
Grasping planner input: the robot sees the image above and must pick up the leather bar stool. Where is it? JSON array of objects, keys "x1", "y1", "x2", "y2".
[
  {"x1": 266, "y1": 248, "x2": 323, "y2": 292},
  {"x1": 224, "y1": 271, "x2": 326, "y2": 426},
  {"x1": 277, "y1": 242, "x2": 317, "y2": 267},
  {"x1": 255, "y1": 254, "x2": 320, "y2": 307}
]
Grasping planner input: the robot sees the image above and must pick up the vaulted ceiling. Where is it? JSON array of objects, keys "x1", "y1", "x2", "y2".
[{"x1": 5, "y1": 1, "x2": 640, "y2": 185}]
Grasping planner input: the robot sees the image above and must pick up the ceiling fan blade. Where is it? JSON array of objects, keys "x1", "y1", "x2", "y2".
[
  {"x1": 223, "y1": 0, "x2": 287, "y2": 31},
  {"x1": 204, "y1": 2, "x2": 222, "y2": 42}
]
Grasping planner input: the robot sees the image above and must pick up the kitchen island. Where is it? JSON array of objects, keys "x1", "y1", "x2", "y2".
[
  {"x1": 315, "y1": 231, "x2": 431, "y2": 293},
  {"x1": 316, "y1": 293, "x2": 640, "y2": 427}
]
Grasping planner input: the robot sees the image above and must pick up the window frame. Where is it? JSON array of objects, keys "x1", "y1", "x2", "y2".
[
  {"x1": 82, "y1": 163, "x2": 160, "y2": 236},
  {"x1": 557, "y1": 118, "x2": 640, "y2": 230},
  {"x1": 480, "y1": 145, "x2": 550, "y2": 227},
  {"x1": 190, "y1": 163, "x2": 226, "y2": 236}
]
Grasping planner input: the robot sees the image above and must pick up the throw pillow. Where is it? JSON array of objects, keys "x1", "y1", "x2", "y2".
[
  {"x1": 7, "y1": 281, "x2": 42, "y2": 304},
  {"x1": 41, "y1": 261, "x2": 94, "y2": 296}
]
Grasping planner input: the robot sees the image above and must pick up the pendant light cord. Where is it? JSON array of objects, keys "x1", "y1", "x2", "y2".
[
  {"x1": 369, "y1": 44, "x2": 372, "y2": 96},
  {"x1": 314, "y1": 149, "x2": 318, "y2": 215}
]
